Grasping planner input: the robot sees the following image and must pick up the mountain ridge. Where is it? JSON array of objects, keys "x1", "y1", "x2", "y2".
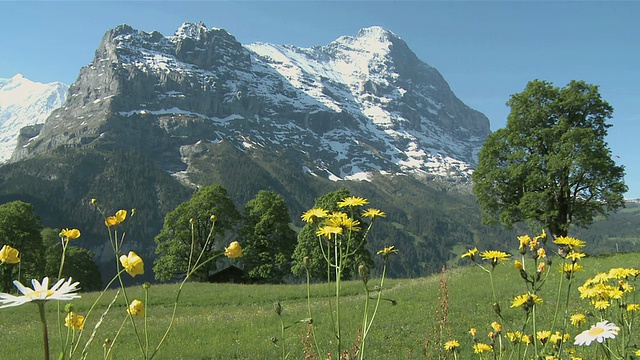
[{"x1": 9, "y1": 22, "x2": 490, "y2": 187}]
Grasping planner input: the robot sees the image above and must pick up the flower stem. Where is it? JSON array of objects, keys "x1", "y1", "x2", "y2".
[{"x1": 37, "y1": 302, "x2": 50, "y2": 360}]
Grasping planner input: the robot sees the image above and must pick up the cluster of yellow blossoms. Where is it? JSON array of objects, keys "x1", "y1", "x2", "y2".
[{"x1": 578, "y1": 267, "x2": 640, "y2": 310}]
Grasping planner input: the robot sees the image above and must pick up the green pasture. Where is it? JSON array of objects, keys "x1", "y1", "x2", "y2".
[{"x1": 1, "y1": 251, "x2": 639, "y2": 359}]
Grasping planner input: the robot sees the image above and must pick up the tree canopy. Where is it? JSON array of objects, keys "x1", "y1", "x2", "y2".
[
  {"x1": 237, "y1": 190, "x2": 297, "y2": 283},
  {"x1": 472, "y1": 79, "x2": 627, "y2": 237},
  {"x1": 0, "y1": 201, "x2": 44, "y2": 291},
  {"x1": 153, "y1": 185, "x2": 241, "y2": 281}
]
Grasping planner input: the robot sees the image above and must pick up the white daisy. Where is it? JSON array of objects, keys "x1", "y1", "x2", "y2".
[
  {"x1": 574, "y1": 320, "x2": 620, "y2": 346},
  {"x1": 0, "y1": 277, "x2": 80, "y2": 308}
]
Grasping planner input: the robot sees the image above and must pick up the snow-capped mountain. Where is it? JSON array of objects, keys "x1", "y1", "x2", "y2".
[
  {"x1": 0, "y1": 74, "x2": 67, "y2": 162},
  {"x1": 11, "y1": 22, "x2": 490, "y2": 185}
]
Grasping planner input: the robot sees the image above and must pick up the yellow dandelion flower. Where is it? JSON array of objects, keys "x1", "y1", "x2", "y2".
[
  {"x1": 480, "y1": 250, "x2": 510, "y2": 265},
  {"x1": 609, "y1": 267, "x2": 640, "y2": 279},
  {"x1": 537, "y1": 247, "x2": 546, "y2": 258},
  {"x1": 517, "y1": 235, "x2": 531, "y2": 250},
  {"x1": 491, "y1": 321, "x2": 502, "y2": 333},
  {"x1": 593, "y1": 300, "x2": 610, "y2": 310},
  {"x1": 537, "y1": 262, "x2": 546, "y2": 273},
  {"x1": 316, "y1": 226, "x2": 343, "y2": 238},
  {"x1": 534, "y1": 229, "x2": 547, "y2": 242},
  {"x1": 338, "y1": 217, "x2": 361, "y2": 232},
  {"x1": 337, "y1": 196, "x2": 368, "y2": 208},
  {"x1": 619, "y1": 280, "x2": 634, "y2": 292},
  {"x1": 506, "y1": 331, "x2": 521, "y2": 343},
  {"x1": 553, "y1": 236, "x2": 586, "y2": 250},
  {"x1": 562, "y1": 263, "x2": 583, "y2": 275},
  {"x1": 362, "y1": 208, "x2": 386, "y2": 219},
  {"x1": 537, "y1": 330, "x2": 551, "y2": 344},
  {"x1": 570, "y1": 313, "x2": 586, "y2": 326},
  {"x1": 461, "y1": 247, "x2": 478, "y2": 261},
  {"x1": 469, "y1": 328, "x2": 477, "y2": 337},
  {"x1": 511, "y1": 293, "x2": 543, "y2": 309},
  {"x1": 566, "y1": 251, "x2": 586, "y2": 261},
  {"x1": 626, "y1": 303, "x2": 640, "y2": 312},
  {"x1": 473, "y1": 343, "x2": 492, "y2": 354},
  {"x1": 301, "y1": 208, "x2": 328, "y2": 223},
  {"x1": 529, "y1": 238, "x2": 540, "y2": 251},
  {"x1": 521, "y1": 334, "x2": 531, "y2": 345},
  {"x1": 443, "y1": 340, "x2": 459, "y2": 351},
  {"x1": 377, "y1": 245, "x2": 399, "y2": 259},
  {"x1": 514, "y1": 260, "x2": 523, "y2": 270}
]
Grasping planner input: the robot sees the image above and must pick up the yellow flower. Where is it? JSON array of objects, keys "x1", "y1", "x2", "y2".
[
  {"x1": 362, "y1": 208, "x2": 386, "y2": 219},
  {"x1": 562, "y1": 263, "x2": 583, "y2": 276},
  {"x1": 537, "y1": 330, "x2": 551, "y2": 344},
  {"x1": 337, "y1": 196, "x2": 368, "y2": 208},
  {"x1": 553, "y1": 236, "x2": 586, "y2": 250},
  {"x1": 469, "y1": 328, "x2": 477, "y2": 337},
  {"x1": 506, "y1": 331, "x2": 522, "y2": 343},
  {"x1": 570, "y1": 313, "x2": 586, "y2": 326},
  {"x1": 608, "y1": 267, "x2": 640, "y2": 279},
  {"x1": 473, "y1": 343, "x2": 492, "y2": 354},
  {"x1": 537, "y1": 248, "x2": 546, "y2": 258},
  {"x1": 511, "y1": 293, "x2": 543, "y2": 309},
  {"x1": 491, "y1": 321, "x2": 502, "y2": 333},
  {"x1": 65, "y1": 311, "x2": 85, "y2": 330},
  {"x1": 338, "y1": 217, "x2": 361, "y2": 232},
  {"x1": 626, "y1": 303, "x2": 640, "y2": 312},
  {"x1": 119, "y1": 251, "x2": 144, "y2": 277},
  {"x1": 480, "y1": 250, "x2": 510, "y2": 266},
  {"x1": 377, "y1": 245, "x2": 399, "y2": 259},
  {"x1": 301, "y1": 208, "x2": 328, "y2": 223},
  {"x1": 514, "y1": 260, "x2": 523, "y2": 270},
  {"x1": 105, "y1": 209, "x2": 128, "y2": 227},
  {"x1": 566, "y1": 251, "x2": 586, "y2": 262},
  {"x1": 224, "y1": 241, "x2": 243, "y2": 258},
  {"x1": 461, "y1": 247, "x2": 478, "y2": 261},
  {"x1": 521, "y1": 334, "x2": 531, "y2": 345},
  {"x1": 593, "y1": 300, "x2": 610, "y2": 310},
  {"x1": 517, "y1": 235, "x2": 531, "y2": 250},
  {"x1": 537, "y1": 262, "x2": 546, "y2": 273},
  {"x1": 59, "y1": 228, "x2": 81, "y2": 241},
  {"x1": 443, "y1": 339, "x2": 459, "y2": 351},
  {"x1": 0, "y1": 245, "x2": 20, "y2": 264},
  {"x1": 316, "y1": 226, "x2": 343, "y2": 238},
  {"x1": 127, "y1": 299, "x2": 144, "y2": 317},
  {"x1": 90, "y1": 198, "x2": 98, "y2": 206}
]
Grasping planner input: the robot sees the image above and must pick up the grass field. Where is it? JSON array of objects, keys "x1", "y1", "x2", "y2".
[{"x1": 1, "y1": 251, "x2": 639, "y2": 359}]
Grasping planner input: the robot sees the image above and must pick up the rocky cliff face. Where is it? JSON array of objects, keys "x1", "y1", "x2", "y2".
[{"x1": 11, "y1": 22, "x2": 490, "y2": 185}]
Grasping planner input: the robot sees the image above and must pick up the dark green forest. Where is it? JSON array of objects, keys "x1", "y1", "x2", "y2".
[{"x1": 0, "y1": 145, "x2": 637, "y2": 284}]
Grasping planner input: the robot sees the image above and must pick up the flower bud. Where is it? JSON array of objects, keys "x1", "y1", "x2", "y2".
[
  {"x1": 210, "y1": 214, "x2": 217, "y2": 223},
  {"x1": 64, "y1": 303, "x2": 74, "y2": 313},
  {"x1": 303, "y1": 256, "x2": 311, "y2": 270},
  {"x1": 143, "y1": 282, "x2": 151, "y2": 290},
  {"x1": 274, "y1": 302, "x2": 282, "y2": 316},
  {"x1": 358, "y1": 264, "x2": 370, "y2": 284}
]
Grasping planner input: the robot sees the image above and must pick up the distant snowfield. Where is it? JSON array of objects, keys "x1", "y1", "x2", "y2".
[{"x1": 0, "y1": 74, "x2": 68, "y2": 162}]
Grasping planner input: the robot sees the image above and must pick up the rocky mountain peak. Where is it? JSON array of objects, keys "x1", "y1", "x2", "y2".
[{"x1": 10, "y1": 23, "x2": 491, "y2": 185}]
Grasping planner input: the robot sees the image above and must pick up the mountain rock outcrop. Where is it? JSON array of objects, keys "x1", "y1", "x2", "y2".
[{"x1": 10, "y1": 22, "x2": 490, "y2": 185}]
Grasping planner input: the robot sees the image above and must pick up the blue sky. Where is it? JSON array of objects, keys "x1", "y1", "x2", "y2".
[{"x1": 2, "y1": 1, "x2": 639, "y2": 197}]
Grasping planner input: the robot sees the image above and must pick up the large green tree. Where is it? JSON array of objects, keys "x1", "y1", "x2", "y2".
[
  {"x1": 42, "y1": 228, "x2": 103, "y2": 292},
  {"x1": 473, "y1": 80, "x2": 627, "y2": 237},
  {"x1": 153, "y1": 185, "x2": 241, "y2": 281},
  {"x1": 0, "y1": 201, "x2": 44, "y2": 291},
  {"x1": 291, "y1": 189, "x2": 373, "y2": 280},
  {"x1": 237, "y1": 190, "x2": 297, "y2": 283}
]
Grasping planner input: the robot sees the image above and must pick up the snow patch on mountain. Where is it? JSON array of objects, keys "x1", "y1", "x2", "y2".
[{"x1": 0, "y1": 74, "x2": 68, "y2": 162}]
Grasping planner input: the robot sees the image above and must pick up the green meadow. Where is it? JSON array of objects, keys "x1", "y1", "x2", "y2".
[{"x1": 2, "y1": 251, "x2": 639, "y2": 359}]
